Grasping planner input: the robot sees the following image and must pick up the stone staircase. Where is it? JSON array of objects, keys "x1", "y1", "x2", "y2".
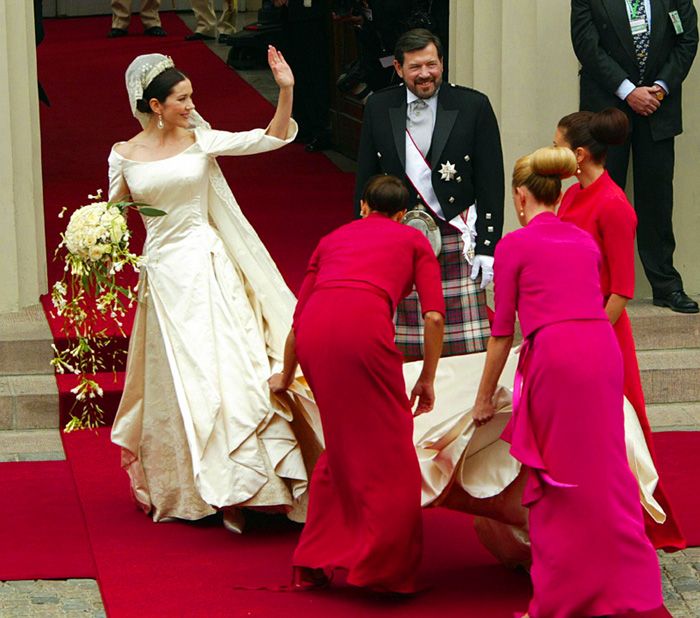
[
  {"x1": 629, "y1": 298, "x2": 700, "y2": 432},
  {"x1": 0, "y1": 305, "x2": 61, "y2": 461},
  {"x1": 0, "y1": 298, "x2": 698, "y2": 457}
]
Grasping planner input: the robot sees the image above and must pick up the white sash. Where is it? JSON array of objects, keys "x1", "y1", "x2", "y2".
[{"x1": 405, "y1": 129, "x2": 476, "y2": 263}]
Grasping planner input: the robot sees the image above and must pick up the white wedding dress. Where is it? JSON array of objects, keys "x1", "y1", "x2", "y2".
[
  {"x1": 402, "y1": 351, "x2": 666, "y2": 567},
  {"x1": 108, "y1": 123, "x2": 322, "y2": 523}
]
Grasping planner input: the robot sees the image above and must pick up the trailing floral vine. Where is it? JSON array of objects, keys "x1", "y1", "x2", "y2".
[{"x1": 50, "y1": 190, "x2": 164, "y2": 430}]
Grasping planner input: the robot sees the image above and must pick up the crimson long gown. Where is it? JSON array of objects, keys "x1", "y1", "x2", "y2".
[
  {"x1": 559, "y1": 170, "x2": 686, "y2": 550},
  {"x1": 291, "y1": 213, "x2": 445, "y2": 593},
  {"x1": 493, "y1": 212, "x2": 662, "y2": 617}
]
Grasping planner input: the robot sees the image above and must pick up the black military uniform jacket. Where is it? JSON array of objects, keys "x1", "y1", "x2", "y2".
[
  {"x1": 354, "y1": 83, "x2": 504, "y2": 257},
  {"x1": 572, "y1": 0, "x2": 698, "y2": 141}
]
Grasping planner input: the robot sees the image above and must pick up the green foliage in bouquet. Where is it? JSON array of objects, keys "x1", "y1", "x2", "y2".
[{"x1": 50, "y1": 190, "x2": 165, "y2": 431}]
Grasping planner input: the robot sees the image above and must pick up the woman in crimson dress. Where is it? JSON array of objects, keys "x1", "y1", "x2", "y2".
[
  {"x1": 555, "y1": 108, "x2": 686, "y2": 551},
  {"x1": 269, "y1": 175, "x2": 445, "y2": 593},
  {"x1": 473, "y1": 146, "x2": 662, "y2": 618}
]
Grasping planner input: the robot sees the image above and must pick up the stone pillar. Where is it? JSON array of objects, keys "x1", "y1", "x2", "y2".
[
  {"x1": 0, "y1": 0, "x2": 47, "y2": 313},
  {"x1": 448, "y1": 0, "x2": 578, "y2": 239},
  {"x1": 448, "y1": 0, "x2": 700, "y2": 295}
]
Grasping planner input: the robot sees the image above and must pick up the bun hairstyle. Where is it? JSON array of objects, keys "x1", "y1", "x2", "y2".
[
  {"x1": 558, "y1": 108, "x2": 629, "y2": 164},
  {"x1": 512, "y1": 147, "x2": 578, "y2": 206},
  {"x1": 135, "y1": 67, "x2": 188, "y2": 114},
  {"x1": 362, "y1": 175, "x2": 409, "y2": 215}
]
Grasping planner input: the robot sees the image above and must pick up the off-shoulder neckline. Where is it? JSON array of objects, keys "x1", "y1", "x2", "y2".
[{"x1": 111, "y1": 133, "x2": 199, "y2": 163}]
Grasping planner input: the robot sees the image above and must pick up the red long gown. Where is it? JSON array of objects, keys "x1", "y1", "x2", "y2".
[
  {"x1": 291, "y1": 213, "x2": 445, "y2": 593},
  {"x1": 559, "y1": 170, "x2": 686, "y2": 550}
]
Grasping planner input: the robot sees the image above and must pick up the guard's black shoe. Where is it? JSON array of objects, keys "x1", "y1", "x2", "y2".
[
  {"x1": 108, "y1": 28, "x2": 128, "y2": 38},
  {"x1": 144, "y1": 26, "x2": 167, "y2": 37},
  {"x1": 185, "y1": 32, "x2": 215, "y2": 41},
  {"x1": 653, "y1": 290, "x2": 699, "y2": 314}
]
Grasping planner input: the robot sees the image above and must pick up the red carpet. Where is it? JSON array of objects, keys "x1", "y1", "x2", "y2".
[
  {"x1": 0, "y1": 461, "x2": 96, "y2": 580},
  {"x1": 37, "y1": 14, "x2": 353, "y2": 425},
  {"x1": 61, "y1": 428, "x2": 530, "y2": 618},
  {"x1": 60, "y1": 428, "x2": 674, "y2": 617}
]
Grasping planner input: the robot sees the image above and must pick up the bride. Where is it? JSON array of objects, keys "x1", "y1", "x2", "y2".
[{"x1": 109, "y1": 49, "x2": 321, "y2": 532}]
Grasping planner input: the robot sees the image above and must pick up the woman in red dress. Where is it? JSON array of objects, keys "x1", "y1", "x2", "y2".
[
  {"x1": 269, "y1": 175, "x2": 445, "y2": 593},
  {"x1": 555, "y1": 108, "x2": 686, "y2": 550},
  {"x1": 473, "y1": 146, "x2": 662, "y2": 618}
]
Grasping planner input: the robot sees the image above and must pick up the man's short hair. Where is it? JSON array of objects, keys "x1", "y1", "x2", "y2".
[{"x1": 394, "y1": 28, "x2": 444, "y2": 65}]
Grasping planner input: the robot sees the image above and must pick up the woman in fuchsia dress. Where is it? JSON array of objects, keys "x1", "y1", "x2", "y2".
[
  {"x1": 473, "y1": 147, "x2": 662, "y2": 618},
  {"x1": 556, "y1": 108, "x2": 685, "y2": 551}
]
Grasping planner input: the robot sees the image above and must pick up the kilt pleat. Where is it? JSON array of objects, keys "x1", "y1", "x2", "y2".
[{"x1": 395, "y1": 225, "x2": 490, "y2": 357}]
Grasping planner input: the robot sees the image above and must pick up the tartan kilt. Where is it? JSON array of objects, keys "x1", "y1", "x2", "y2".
[{"x1": 395, "y1": 224, "x2": 490, "y2": 358}]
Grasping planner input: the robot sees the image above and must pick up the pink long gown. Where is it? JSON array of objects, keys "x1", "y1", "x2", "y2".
[
  {"x1": 291, "y1": 213, "x2": 445, "y2": 593},
  {"x1": 492, "y1": 212, "x2": 662, "y2": 617}
]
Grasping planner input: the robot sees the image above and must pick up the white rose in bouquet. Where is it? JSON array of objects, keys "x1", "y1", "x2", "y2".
[
  {"x1": 64, "y1": 202, "x2": 127, "y2": 263},
  {"x1": 52, "y1": 191, "x2": 165, "y2": 430}
]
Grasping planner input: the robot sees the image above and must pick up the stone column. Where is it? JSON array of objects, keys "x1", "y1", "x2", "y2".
[
  {"x1": 448, "y1": 0, "x2": 578, "y2": 238},
  {"x1": 0, "y1": 0, "x2": 47, "y2": 313},
  {"x1": 448, "y1": 0, "x2": 700, "y2": 295}
]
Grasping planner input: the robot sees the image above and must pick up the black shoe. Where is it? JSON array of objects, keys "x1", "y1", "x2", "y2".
[
  {"x1": 218, "y1": 34, "x2": 235, "y2": 45},
  {"x1": 185, "y1": 32, "x2": 215, "y2": 41},
  {"x1": 653, "y1": 290, "x2": 700, "y2": 314},
  {"x1": 305, "y1": 134, "x2": 332, "y2": 152},
  {"x1": 108, "y1": 28, "x2": 128, "y2": 38},
  {"x1": 144, "y1": 26, "x2": 167, "y2": 37}
]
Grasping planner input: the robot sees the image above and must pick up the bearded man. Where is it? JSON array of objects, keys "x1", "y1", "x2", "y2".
[{"x1": 354, "y1": 28, "x2": 505, "y2": 358}]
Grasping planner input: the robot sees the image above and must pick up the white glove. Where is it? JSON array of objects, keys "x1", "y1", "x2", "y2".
[{"x1": 470, "y1": 254, "x2": 494, "y2": 289}]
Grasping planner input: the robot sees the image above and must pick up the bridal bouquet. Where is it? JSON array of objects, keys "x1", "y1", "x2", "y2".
[{"x1": 50, "y1": 191, "x2": 164, "y2": 431}]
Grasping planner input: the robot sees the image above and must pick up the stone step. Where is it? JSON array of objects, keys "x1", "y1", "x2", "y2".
[
  {"x1": 647, "y1": 402, "x2": 700, "y2": 432},
  {"x1": 638, "y1": 348, "x2": 700, "y2": 404},
  {"x1": 0, "y1": 374, "x2": 58, "y2": 430},
  {"x1": 0, "y1": 304, "x2": 54, "y2": 375},
  {"x1": 0, "y1": 428, "x2": 64, "y2": 462},
  {"x1": 627, "y1": 297, "x2": 700, "y2": 350}
]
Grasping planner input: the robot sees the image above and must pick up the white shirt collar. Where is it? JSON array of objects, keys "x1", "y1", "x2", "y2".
[{"x1": 406, "y1": 87, "x2": 439, "y2": 116}]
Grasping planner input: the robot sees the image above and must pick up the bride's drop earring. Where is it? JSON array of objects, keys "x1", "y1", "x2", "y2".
[
  {"x1": 576, "y1": 166, "x2": 581, "y2": 175},
  {"x1": 157, "y1": 114, "x2": 164, "y2": 130}
]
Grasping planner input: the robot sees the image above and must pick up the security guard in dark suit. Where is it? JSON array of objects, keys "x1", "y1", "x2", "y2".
[
  {"x1": 354, "y1": 29, "x2": 504, "y2": 357},
  {"x1": 274, "y1": 0, "x2": 332, "y2": 151},
  {"x1": 572, "y1": 0, "x2": 699, "y2": 312}
]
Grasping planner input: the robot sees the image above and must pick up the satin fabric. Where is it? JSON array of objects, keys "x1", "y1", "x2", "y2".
[
  {"x1": 403, "y1": 351, "x2": 663, "y2": 565},
  {"x1": 108, "y1": 124, "x2": 323, "y2": 521}
]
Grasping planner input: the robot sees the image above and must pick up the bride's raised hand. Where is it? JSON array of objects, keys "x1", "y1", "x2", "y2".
[{"x1": 268, "y1": 45, "x2": 294, "y2": 89}]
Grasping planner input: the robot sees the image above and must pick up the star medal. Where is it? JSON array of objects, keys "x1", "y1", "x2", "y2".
[{"x1": 439, "y1": 161, "x2": 457, "y2": 181}]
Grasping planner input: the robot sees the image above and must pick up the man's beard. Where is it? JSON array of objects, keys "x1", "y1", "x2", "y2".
[{"x1": 411, "y1": 77, "x2": 441, "y2": 99}]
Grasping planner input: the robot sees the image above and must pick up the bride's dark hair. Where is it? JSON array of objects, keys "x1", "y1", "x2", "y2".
[{"x1": 136, "y1": 67, "x2": 188, "y2": 114}]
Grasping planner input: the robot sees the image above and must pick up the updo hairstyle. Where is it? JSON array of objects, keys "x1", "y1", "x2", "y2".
[
  {"x1": 558, "y1": 108, "x2": 629, "y2": 164},
  {"x1": 135, "y1": 67, "x2": 188, "y2": 114},
  {"x1": 512, "y1": 147, "x2": 578, "y2": 206},
  {"x1": 362, "y1": 175, "x2": 409, "y2": 216}
]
